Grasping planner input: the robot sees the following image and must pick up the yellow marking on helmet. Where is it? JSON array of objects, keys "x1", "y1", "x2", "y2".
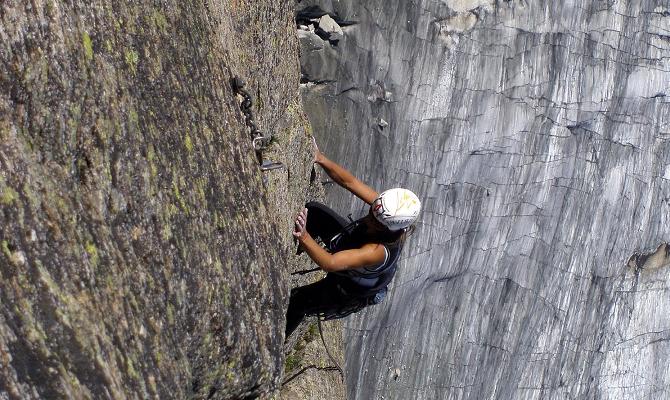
[{"x1": 397, "y1": 191, "x2": 418, "y2": 212}]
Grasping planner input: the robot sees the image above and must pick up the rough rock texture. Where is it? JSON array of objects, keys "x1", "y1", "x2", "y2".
[
  {"x1": 0, "y1": 1, "x2": 318, "y2": 399},
  {"x1": 279, "y1": 318, "x2": 346, "y2": 400},
  {"x1": 298, "y1": 0, "x2": 670, "y2": 399}
]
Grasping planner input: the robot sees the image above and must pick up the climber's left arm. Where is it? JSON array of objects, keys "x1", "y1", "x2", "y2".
[{"x1": 292, "y1": 208, "x2": 385, "y2": 272}]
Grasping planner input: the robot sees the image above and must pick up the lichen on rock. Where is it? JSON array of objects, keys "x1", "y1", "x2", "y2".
[{"x1": 0, "y1": 0, "x2": 320, "y2": 399}]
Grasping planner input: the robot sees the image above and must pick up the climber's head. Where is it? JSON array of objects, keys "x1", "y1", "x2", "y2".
[{"x1": 370, "y1": 188, "x2": 421, "y2": 232}]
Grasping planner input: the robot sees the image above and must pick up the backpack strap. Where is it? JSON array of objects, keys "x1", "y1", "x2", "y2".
[{"x1": 335, "y1": 264, "x2": 397, "y2": 298}]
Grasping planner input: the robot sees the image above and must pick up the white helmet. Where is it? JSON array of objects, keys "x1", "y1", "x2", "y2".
[{"x1": 371, "y1": 188, "x2": 421, "y2": 231}]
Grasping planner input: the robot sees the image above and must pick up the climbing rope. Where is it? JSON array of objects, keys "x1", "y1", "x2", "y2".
[
  {"x1": 290, "y1": 267, "x2": 321, "y2": 276},
  {"x1": 317, "y1": 317, "x2": 345, "y2": 380},
  {"x1": 284, "y1": 268, "x2": 351, "y2": 382},
  {"x1": 282, "y1": 365, "x2": 341, "y2": 387},
  {"x1": 281, "y1": 318, "x2": 345, "y2": 387}
]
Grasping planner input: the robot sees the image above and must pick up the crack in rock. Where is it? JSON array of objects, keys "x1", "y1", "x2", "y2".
[{"x1": 627, "y1": 243, "x2": 670, "y2": 273}]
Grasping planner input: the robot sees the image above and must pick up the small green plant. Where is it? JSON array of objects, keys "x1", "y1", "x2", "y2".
[
  {"x1": 0, "y1": 186, "x2": 18, "y2": 205},
  {"x1": 284, "y1": 353, "x2": 301, "y2": 372},
  {"x1": 184, "y1": 134, "x2": 193, "y2": 152},
  {"x1": 125, "y1": 49, "x2": 139, "y2": 74},
  {"x1": 305, "y1": 322, "x2": 318, "y2": 342},
  {"x1": 84, "y1": 241, "x2": 99, "y2": 266},
  {"x1": 1, "y1": 240, "x2": 11, "y2": 258},
  {"x1": 82, "y1": 32, "x2": 93, "y2": 61}
]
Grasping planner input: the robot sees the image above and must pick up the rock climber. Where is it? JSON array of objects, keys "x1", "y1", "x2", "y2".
[{"x1": 285, "y1": 139, "x2": 421, "y2": 337}]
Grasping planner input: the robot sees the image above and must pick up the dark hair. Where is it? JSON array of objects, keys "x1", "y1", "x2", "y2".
[
  {"x1": 336, "y1": 216, "x2": 415, "y2": 251},
  {"x1": 371, "y1": 224, "x2": 416, "y2": 248}
]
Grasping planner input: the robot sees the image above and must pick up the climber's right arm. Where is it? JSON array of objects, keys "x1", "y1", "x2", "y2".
[{"x1": 313, "y1": 142, "x2": 378, "y2": 205}]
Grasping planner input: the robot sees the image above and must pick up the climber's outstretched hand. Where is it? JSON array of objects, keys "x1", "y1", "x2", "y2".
[
  {"x1": 292, "y1": 208, "x2": 308, "y2": 239},
  {"x1": 312, "y1": 137, "x2": 324, "y2": 164}
]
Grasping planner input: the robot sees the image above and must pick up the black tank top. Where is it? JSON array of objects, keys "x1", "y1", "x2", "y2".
[{"x1": 328, "y1": 220, "x2": 403, "y2": 288}]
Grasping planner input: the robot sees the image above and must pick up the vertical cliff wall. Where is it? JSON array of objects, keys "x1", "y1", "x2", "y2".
[
  {"x1": 1, "y1": 1, "x2": 315, "y2": 399},
  {"x1": 298, "y1": 0, "x2": 670, "y2": 399}
]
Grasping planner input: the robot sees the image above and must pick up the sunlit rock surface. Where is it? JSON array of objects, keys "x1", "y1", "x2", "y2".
[
  {"x1": 299, "y1": 1, "x2": 670, "y2": 399},
  {"x1": 0, "y1": 1, "x2": 315, "y2": 399}
]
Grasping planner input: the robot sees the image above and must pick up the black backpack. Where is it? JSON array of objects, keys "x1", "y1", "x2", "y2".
[
  {"x1": 318, "y1": 219, "x2": 402, "y2": 321},
  {"x1": 319, "y1": 264, "x2": 396, "y2": 321}
]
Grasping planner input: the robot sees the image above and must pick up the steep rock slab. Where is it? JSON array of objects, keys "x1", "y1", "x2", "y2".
[
  {"x1": 299, "y1": 1, "x2": 670, "y2": 399},
  {"x1": 0, "y1": 1, "x2": 307, "y2": 399}
]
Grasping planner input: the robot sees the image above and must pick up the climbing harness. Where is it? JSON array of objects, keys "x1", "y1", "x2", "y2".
[
  {"x1": 317, "y1": 284, "x2": 387, "y2": 321},
  {"x1": 231, "y1": 76, "x2": 284, "y2": 172}
]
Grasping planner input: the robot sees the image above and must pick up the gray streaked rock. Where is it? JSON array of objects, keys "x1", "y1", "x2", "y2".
[
  {"x1": 318, "y1": 14, "x2": 344, "y2": 42},
  {"x1": 298, "y1": 29, "x2": 339, "y2": 84},
  {"x1": 298, "y1": 29, "x2": 326, "y2": 52},
  {"x1": 299, "y1": 0, "x2": 670, "y2": 399},
  {"x1": 376, "y1": 118, "x2": 389, "y2": 129}
]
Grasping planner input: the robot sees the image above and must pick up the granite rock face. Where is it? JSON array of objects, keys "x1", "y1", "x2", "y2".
[
  {"x1": 1, "y1": 1, "x2": 313, "y2": 399},
  {"x1": 298, "y1": 1, "x2": 670, "y2": 399}
]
